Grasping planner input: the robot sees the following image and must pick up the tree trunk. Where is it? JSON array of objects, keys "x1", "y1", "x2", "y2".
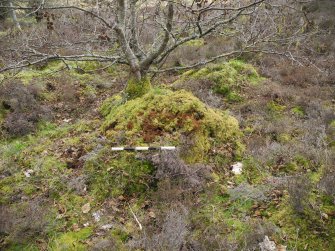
[
  {"x1": 125, "y1": 74, "x2": 151, "y2": 99},
  {"x1": 9, "y1": 0, "x2": 21, "y2": 30}
]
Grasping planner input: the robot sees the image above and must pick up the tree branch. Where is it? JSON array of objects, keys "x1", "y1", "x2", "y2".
[
  {"x1": 0, "y1": 4, "x2": 115, "y2": 29},
  {"x1": 0, "y1": 53, "x2": 121, "y2": 73},
  {"x1": 114, "y1": 0, "x2": 141, "y2": 79},
  {"x1": 140, "y1": 1, "x2": 174, "y2": 72}
]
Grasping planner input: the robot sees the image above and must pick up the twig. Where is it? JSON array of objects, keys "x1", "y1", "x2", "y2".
[{"x1": 129, "y1": 204, "x2": 143, "y2": 231}]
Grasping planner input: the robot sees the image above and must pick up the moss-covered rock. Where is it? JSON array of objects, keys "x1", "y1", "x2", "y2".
[
  {"x1": 101, "y1": 88, "x2": 243, "y2": 163},
  {"x1": 175, "y1": 60, "x2": 263, "y2": 102}
]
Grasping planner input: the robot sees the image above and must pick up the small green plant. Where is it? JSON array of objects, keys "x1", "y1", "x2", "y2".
[
  {"x1": 291, "y1": 106, "x2": 305, "y2": 117},
  {"x1": 267, "y1": 101, "x2": 286, "y2": 115}
]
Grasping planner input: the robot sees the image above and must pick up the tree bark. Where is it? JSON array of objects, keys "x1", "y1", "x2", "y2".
[
  {"x1": 115, "y1": 0, "x2": 141, "y2": 80},
  {"x1": 129, "y1": 0, "x2": 142, "y2": 58},
  {"x1": 9, "y1": 0, "x2": 21, "y2": 30},
  {"x1": 139, "y1": 2, "x2": 174, "y2": 73}
]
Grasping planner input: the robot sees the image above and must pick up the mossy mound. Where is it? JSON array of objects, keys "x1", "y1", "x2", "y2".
[
  {"x1": 175, "y1": 60, "x2": 263, "y2": 102},
  {"x1": 125, "y1": 77, "x2": 152, "y2": 99},
  {"x1": 101, "y1": 88, "x2": 243, "y2": 163}
]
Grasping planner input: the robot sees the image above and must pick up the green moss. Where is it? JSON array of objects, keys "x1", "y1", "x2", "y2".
[
  {"x1": 76, "y1": 61, "x2": 102, "y2": 72},
  {"x1": 226, "y1": 91, "x2": 243, "y2": 102},
  {"x1": 15, "y1": 61, "x2": 64, "y2": 84},
  {"x1": 0, "y1": 139, "x2": 27, "y2": 158},
  {"x1": 191, "y1": 185, "x2": 258, "y2": 245},
  {"x1": 283, "y1": 161, "x2": 299, "y2": 172},
  {"x1": 270, "y1": 198, "x2": 335, "y2": 250},
  {"x1": 184, "y1": 38, "x2": 205, "y2": 47},
  {"x1": 6, "y1": 243, "x2": 39, "y2": 251},
  {"x1": 279, "y1": 155, "x2": 314, "y2": 174},
  {"x1": 58, "y1": 194, "x2": 87, "y2": 216},
  {"x1": 277, "y1": 133, "x2": 292, "y2": 143},
  {"x1": 111, "y1": 228, "x2": 130, "y2": 242},
  {"x1": 21, "y1": 183, "x2": 37, "y2": 196},
  {"x1": 236, "y1": 157, "x2": 268, "y2": 184},
  {"x1": 69, "y1": 72, "x2": 99, "y2": 85},
  {"x1": 101, "y1": 89, "x2": 243, "y2": 163},
  {"x1": 49, "y1": 227, "x2": 93, "y2": 251},
  {"x1": 85, "y1": 151, "x2": 155, "y2": 201},
  {"x1": 82, "y1": 84, "x2": 97, "y2": 99},
  {"x1": 291, "y1": 106, "x2": 305, "y2": 117},
  {"x1": 100, "y1": 94, "x2": 124, "y2": 117},
  {"x1": 175, "y1": 60, "x2": 263, "y2": 103},
  {"x1": 125, "y1": 77, "x2": 152, "y2": 99},
  {"x1": 35, "y1": 122, "x2": 72, "y2": 139},
  {"x1": 267, "y1": 101, "x2": 286, "y2": 115}
]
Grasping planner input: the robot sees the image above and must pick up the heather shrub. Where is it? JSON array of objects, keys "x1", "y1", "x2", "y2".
[
  {"x1": 0, "y1": 198, "x2": 51, "y2": 248},
  {"x1": 0, "y1": 81, "x2": 50, "y2": 137},
  {"x1": 287, "y1": 175, "x2": 312, "y2": 214},
  {"x1": 128, "y1": 206, "x2": 189, "y2": 251},
  {"x1": 318, "y1": 155, "x2": 335, "y2": 202}
]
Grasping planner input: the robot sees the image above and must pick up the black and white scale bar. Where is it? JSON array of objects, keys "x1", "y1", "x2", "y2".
[{"x1": 111, "y1": 146, "x2": 176, "y2": 151}]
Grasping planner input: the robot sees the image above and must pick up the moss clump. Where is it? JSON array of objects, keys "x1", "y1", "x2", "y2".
[
  {"x1": 82, "y1": 84, "x2": 97, "y2": 100},
  {"x1": 291, "y1": 106, "x2": 305, "y2": 117},
  {"x1": 101, "y1": 89, "x2": 243, "y2": 163},
  {"x1": 85, "y1": 152, "x2": 155, "y2": 200},
  {"x1": 277, "y1": 133, "x2": 292, "y2": 143},
  {"x1": 267, "y1": 101, "x2": 286, "y2": 115},
  {"x1": 125, "y1": 77, "x2": 152, "y2": 99},
  {"x1": 76, "y1": 61, "x2": 102, "y2": 72},
  {"x1": 270, "y1": 197, "x2": 335, "y2": 250},
  {"x1": 100, "y1": 94, "x2": 124, "y2": 117},
  {"x1": 14, "y1": 61, "x2": 64, "y2": 84},
  {"x1": 175, "y1": 60, "x2": 263, "y2": 102},
  {"x1": 49, "y1": 227, "x2": 93, "y2": 251}
]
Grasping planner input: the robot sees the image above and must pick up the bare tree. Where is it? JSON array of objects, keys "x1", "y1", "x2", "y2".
[{"x1": 0, "y1": 0, "x2": 312, "y2": 92}]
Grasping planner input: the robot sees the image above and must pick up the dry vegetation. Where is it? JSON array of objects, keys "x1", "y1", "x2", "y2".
[{"x1": 0, "y1": 0, "x2": 335, "y2": 250}]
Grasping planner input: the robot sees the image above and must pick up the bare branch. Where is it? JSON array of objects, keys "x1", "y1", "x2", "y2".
[
  {"x1": 0, "y1": 4, "x2": 115, "y2": 29},
  {"x1": 0, "y1": 53, "x2": 121, "y2": 73},
  {"x1": 140, "y1": 1, "x2": 174, "y2": 72},
  {"x1": 114, "y1": 0, "x2": 141, "y2": 79}
]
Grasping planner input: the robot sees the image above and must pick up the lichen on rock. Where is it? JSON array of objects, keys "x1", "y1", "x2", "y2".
[{"x1": 101, "y1": 88, "x2": 243, "y2": 163}]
